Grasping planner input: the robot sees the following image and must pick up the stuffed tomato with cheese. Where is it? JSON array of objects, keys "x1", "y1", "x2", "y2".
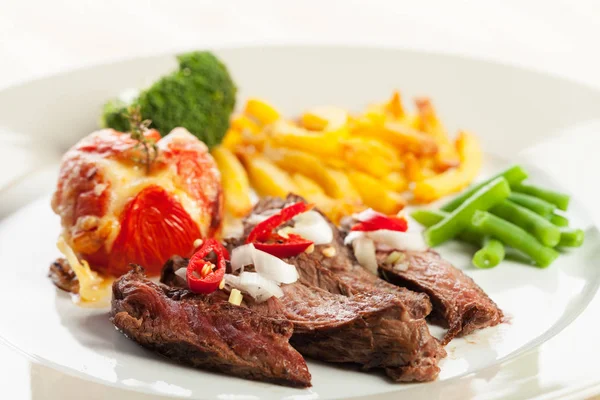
[{"x1": 51, "y1": 127, "x2": 223, "y2": 277}]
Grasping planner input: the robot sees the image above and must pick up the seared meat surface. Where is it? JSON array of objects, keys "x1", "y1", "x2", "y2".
[
  {"x1": 219, "y1": 195, "x2": 446, "y2": 382},
  {"x1": 48, "y1": 258, "x2": 79, "y2": 294},
  {"x1": 111, "y1": 266, "x2": 311, "y2": 387},
  {"x1": 378, "y1": 250, "x2": 503, "y2": 344},
  {"x1": 163, "y1": 252, "x2": 445, "y2": 382},
  {"x1": 254, "y1": 195, "x2": 433, "y2": 320},
  {"x1": 250, "y1": 258, "x2": 445, "y2": 378}
]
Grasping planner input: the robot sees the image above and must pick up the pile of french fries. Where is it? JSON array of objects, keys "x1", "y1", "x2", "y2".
[{"x1": 211, "y1": 92, "x2": 482, "y2": 224}]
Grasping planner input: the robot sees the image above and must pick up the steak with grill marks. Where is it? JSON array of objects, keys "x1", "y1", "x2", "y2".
[
  {"x1": 218, "y1": 195, "x2": 446, "y2": 382},
  {"x1": 249, "y1": 195, "x2": 433, "y2": 320},
  {"x1": 378, "y1": 250, "x2": 504, "y2": 344},
  {"x1": 260, "y1": 195, "x2": 502, "y2": 345},
  {"x1": 162, "y1": 253, "x2": 446, "y2": 382},
  {"x1": 111, "y1": 265, "x2": 312, "y2": 387}
]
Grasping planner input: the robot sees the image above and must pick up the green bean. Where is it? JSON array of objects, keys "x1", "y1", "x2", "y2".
[
  {"x1": 550, "y1": 214, "x2": 569, "y2": 227},
  {"x1": 441, "y1": 165, "x2": 527, "y2": 212},
  {"x1": 490, "y1": 200, "x2": 560, "y2": 247},
  {"x1": 508, "y1": 192, "x2": 556, "y2": 217},
  {"x1": 425, "y1": 177, "x2": 511, "y2": 247},
  {"x1": 411, "y1": 209, "x2": 446, "y2": 227},
  {"x1": 472, "y1": 237, "x2": 505, "y2": 269},
  {"x1": 471, "y1": 211, "x2": 559, "y2": 268},
  {"x1": 511, "y1": 183, "x2": 570, "y2": 211},
  {"x1": 558, "y1": 228, "x2": 585, "y2": 247},
  {"x1": 411, "y1": 209, "x2": 482, "y2": 246}
]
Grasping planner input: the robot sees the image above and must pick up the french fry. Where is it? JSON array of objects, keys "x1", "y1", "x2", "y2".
[
  {"x1": 211, "y1": 146, "x2": 253, "y2": 217},
  {"x1": 292, "y1": 173, "x2": 327, "y2": 198},
  {"x1": 404, "y1": 153, "x2": 424, "y2": 182},
  {"x1": 231, "y1": 115, "x2": 260, "y2": 134},
  {"x1": 264, "y1": 147, "x2": 359, "y2": 200},
  {"x1": 413, "y1": 131, "x2": 483, "y2": 203},
  {"x1": 324, "y1": 202, "x2": 366, "y2": 224},
  {"x1": 322, "y1": 157, "x2": 348, "y2": 170},
  {"x1": 244, "y1": 154, "x2": 298, "y2": 198},
  {"x1": 419, "y1": 156, "x2": 435, "y2": 170},
  {"x1": 222, "y1": 129, "x2": 243, "y2": 150},
  {"x1": 383, "y1": 171, "x2": 409, "y2": 193},
  {"x1": 340, "y1": 137, "x2": 401, "y2": 177},
  {"x1": 352, "y1": 120, "x2": 438, "y2": 156},
  {"x1": 235, "y1": 92, "x2": 482, "y2": 217},
  {"x1": 403, "y1": 113, "x2": 422, "y2": 130},
  {"x1": 301, "y1": 106, "x2": 348, "y2": 131},
  {"x1": 325, "y1": 124, "x2": 351, "y2": 140},
  {"x1": 385, "y1": 91, "x2": 405, "y2": 119},
  {"x1": 363, "y1": 104, "x2": 387, "y2": 125},
  {"x1": 419, "y1": 156, "x2": 438, "y2": 178},
  {"x1": 416, "y1": 97, "x2": 460, "y2": 170},
  {"x1": 244, "y1": 98, "x2": 281, "y2": 125},
  {"x1": 268, "y1": 120, "x2": 340, "y2": 157},
  {"x1": 348, "y1": 170, "x2": 406, "y2": 214},
  {"x1": 292, "y1": 173, "x2": 364, "y2": 224},
  {"x1": 326, "y1": 169, "x2": 362, "y2": 201}
]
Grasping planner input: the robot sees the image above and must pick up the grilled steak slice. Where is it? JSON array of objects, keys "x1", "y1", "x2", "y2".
[
  {"x1": 251, "y1": 262, "x2": 445, "y2": 374},
  {"x1": 250, "y1": 195, "x2": 433, "y2": 320},
  {"x1": 378, "y1": 250, "x2": 503, "y2": 344},
  {"x1": 227, "y1": 195, "x2": 446, "y2": 381},
  {"x1": 268, "y1": 194, "x2": 502, "y2": 344},
  {"x1": 48, "y1": 258, "x2": 79, "y2": 294},
  {"x1": 111, "y1": 266, "x2": 311, "y2": 387},
  {"x1": 162, "y1": 255, "x2": 445, "y2": 381}
]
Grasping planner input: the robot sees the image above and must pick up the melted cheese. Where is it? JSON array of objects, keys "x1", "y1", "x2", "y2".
[
  {"x1": 93, "y1": 157, "x2": 206, "y2": 250},
  {"x1": 57, "y1": 236, "x2": 112, "y2": 303}
]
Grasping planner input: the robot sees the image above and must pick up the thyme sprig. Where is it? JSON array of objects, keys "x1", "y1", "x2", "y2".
[{"x1": 125, "y1": 106, "x2": 158, "y2": 173}]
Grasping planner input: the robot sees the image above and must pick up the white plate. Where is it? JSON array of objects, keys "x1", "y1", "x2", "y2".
[{"x1": 0, "y1": 46, "x2": 600, "y2": 400}]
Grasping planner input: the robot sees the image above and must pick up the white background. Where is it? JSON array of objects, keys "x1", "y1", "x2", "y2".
[{"x1": 1, "y1": 1, "x2": 599, "y2": 399}]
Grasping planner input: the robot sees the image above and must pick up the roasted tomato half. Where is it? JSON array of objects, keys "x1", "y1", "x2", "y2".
[{"x1": 52, "y1": 128, "x2": 223, "y2": 276}]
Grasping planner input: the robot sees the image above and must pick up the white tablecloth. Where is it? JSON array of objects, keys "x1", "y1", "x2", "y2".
[{"x1": 1, "y1": 1, "x2": 599, "y2": 399}]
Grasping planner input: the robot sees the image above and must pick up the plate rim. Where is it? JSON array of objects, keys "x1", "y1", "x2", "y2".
[
  {"x1": 1, "y1": 44, "x2": 599, "y2": 400},
  {"x1": 1, "y1": 43, "x2": 600, "y2": 96}
]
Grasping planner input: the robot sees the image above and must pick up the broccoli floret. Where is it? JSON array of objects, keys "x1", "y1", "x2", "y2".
[
  {"x1": 101, "y1": 51, "x2": 237, "y2": 148},
  {"x1": 101, "y1": 97, "x2": 130, "y2": 133}
]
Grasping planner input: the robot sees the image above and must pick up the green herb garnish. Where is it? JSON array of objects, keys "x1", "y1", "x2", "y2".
[{"x1": 126, "y1": 106, "x2": 158, "y2": 173}]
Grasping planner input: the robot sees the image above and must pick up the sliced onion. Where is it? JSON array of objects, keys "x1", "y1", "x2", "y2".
[
  {"x1": 230, "y1": 243, "x2": 298, "y2": 284},
  {"x1": 366, "y1": 230, "x2": 428, "y2": 252},
  {"x1": 246, "y1": 213, "x2": 270, "y2": 225},
  {"x1": 231, "y1": 243, "x2": 255, "y2": 273},
  {"x1": 252, "y1": 249, "x2": 299, "y2": 284},
  {"x1": 344, "y1": 230, "x2": 364, "y2": 246},
  {"x1": 290, "y1": 211, "x2": 333, "y2": 245},
  {"x1": 352, "y1": 208, "x2": 385, "y2": 222},
  {"x1": 245, "y1": 208, "x2": 282, "y2": 225},
  {"x1": 228, "y1": 272, "x2": 283, "y2": 303},
  {"x1": 374, "y1": 243, "x2": 394, "y2": 252},
  {"x1": 224, "y1": 273, "x2": 241, "y2": 288},
  {"x1": 174, "y1": 267, "x2": 188, "y2": 281},
  {"x1": 224, "y1": 271, "x2": 285, "y2": 303},
  {"x1": 352, "y1": 236, "x2": 378, "y2": 275}
]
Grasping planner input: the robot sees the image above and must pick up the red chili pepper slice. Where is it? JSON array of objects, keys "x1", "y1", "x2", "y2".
[
  {"x1": 193, "y1": 239, "x2": 230, "y2": 260},
  {"x1": 247, "y1": 202, "x2": 313, "y2": 243},
  {"x1": 351, "y1": 214, "x2": 408, "y2": 232},
  {"x1": 253, "y1": 233, "x2": 313, "y2": 258},
  {"x1": 186, "y1": 238, "x2": 228, "y2": 294},
  {"x1": 246, "y1": 202, "x2": 314, "y2": 258}
]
